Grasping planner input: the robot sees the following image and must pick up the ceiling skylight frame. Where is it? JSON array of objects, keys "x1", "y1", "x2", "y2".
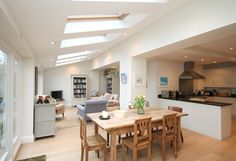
[
  {"x1": 67, "y1": 13, "x2": 129, "y2": 22},
  {"x1": 72, "y1": 0, "x2": 168, "y2": 3}
]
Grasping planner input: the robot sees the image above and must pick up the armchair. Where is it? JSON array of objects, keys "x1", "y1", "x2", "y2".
[{"x1": 77, "y1": 100, "x2": 108, "y2": 121}]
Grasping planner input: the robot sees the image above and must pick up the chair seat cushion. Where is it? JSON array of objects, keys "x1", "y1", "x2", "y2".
[{"x1": 87, "y1": 134, "x2": 107, "y2": 147}]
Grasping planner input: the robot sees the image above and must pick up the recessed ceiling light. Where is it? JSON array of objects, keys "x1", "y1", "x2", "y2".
[
  {"x1": 124, "y1": 33, "x2": 127, "y2": 36},
  {"x1": 184, "y1": 56, "x2": 187, "y2": 59},
  {"x1": 50, "y1": 41, "x2": 55, "y2": 45},
  {"x1": 60, "y1": 33, "x2": 121, "y2": 48},
  {"x1": 201, "y1": 59, "x2": 204, "y2": 61},
  {"x1": 213, "y1": 61, "x2": 217, "y2": 64},
  {"x1": 230, "y1": 47, "x2": 234, "y2": 50},
  {"x1": 58, "y1": 50, "x2": 96, "y2": 59},
  {"x1": 50, "y1": 58, "x2": 53, "y2": 62}
]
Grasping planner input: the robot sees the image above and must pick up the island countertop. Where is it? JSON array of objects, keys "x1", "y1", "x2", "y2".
[{"x1": 158, "y1": 96, "x2": 232, "y2": 107}]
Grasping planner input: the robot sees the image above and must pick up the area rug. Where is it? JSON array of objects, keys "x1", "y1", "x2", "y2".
[
  {"x1": 56, "y1": 107, "x2": 80, "y2": 129},
  {"x1": 17, "y1": 155, "x2": 46, "y2": 161}
]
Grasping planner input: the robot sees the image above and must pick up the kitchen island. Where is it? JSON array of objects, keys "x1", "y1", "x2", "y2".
[{"x1": 158, "y1": 97, "x2": 233, "y2": 140}]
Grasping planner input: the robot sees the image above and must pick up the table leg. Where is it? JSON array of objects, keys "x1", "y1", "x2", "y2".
[
  {"x1": 177, "y1": 118, "x2": 182, "y2": 151},
  {"x1": 110, "y1": 131, "x2": 117, "y2": 161}
]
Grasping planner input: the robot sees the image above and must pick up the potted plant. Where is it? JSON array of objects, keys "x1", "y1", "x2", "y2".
[{"x1": 133, "y1": 95, "x2": 146, "y2": 115}]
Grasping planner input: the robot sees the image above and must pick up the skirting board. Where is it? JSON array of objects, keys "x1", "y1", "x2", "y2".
[{"x1": 21, "y1": 135, "x2": 34, "y2": 144}]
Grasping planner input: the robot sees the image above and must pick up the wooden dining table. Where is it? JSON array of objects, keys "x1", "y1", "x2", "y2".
[{"x1": 87, "y1": 107, "x2": 188, "y2": 161}]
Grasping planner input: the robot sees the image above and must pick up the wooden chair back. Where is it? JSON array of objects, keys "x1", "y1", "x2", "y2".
[
  {"x1": 78, "y1": 115, "x2": 87, "y2": 146},
  {"x1": 162, "y1": 113, "x2": 177, "y2": 137},
  {"x1": 168, "y1": 106, "x2": 183, "y2": 113},
  {"x1": 133, "y1": 117, "x2": 152, "y2": 145}
]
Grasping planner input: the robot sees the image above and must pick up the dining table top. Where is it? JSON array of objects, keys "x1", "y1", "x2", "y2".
[{"x1": 87, "y1": 107, "x2": 188, "y2": 131}]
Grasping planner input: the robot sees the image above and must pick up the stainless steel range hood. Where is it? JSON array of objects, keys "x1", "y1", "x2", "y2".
[{"x1": 179, "y1": 61, "x2": 205, "y2": 79}]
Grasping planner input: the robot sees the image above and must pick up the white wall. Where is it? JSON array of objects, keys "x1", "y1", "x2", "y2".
[
  {"x1": 99, "y1": 70, "x2": 106, "y2": 94},
  {"x1": 205, "y1": 66, "x2": 236, "y2": 87},
  {"x1": 43, "y1": 61, "x2": 99, "y2": 106},
  {"x1": 193, "y1": 64, "x2": 205, "y2": 91},
  {"x1": 147, "y1": 59, "x2": 183, "y2": 106},
  {"x1": 91, "y1": 0, "x2": 236, "y2": 108},
  {"x1": 21, "y1": 58, "x2": 35, "y2": 143}
]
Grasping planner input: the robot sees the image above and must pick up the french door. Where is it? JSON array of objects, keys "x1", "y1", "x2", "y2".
[{"x1": 0, "y1": 50, "x2": 8, "y2": 160}]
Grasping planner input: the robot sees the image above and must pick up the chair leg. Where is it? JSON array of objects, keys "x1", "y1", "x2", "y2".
[
  {"x1": 80, "y1": 144, "x2": 84, "y2": 161},
  {"x1": 118, "y1": 135, "x2": 121, "y2": 144},
  {"x1": 122, "y1": 143, "x2": 126, "y2": 161},
  {"x1": 62, "y1": 113, "x2": 64, "y2": 118},
  {"x1": 181, "y1": 131, "x2": 184, "y2": 143},
  {"x1": 133, "y1": 148, "x2": 137, "y2": 161},
  {"x1": 173, "y1": 137, "x2": 177, "y2": 158},
  {"x1": 107, "y1": 133, "x2": 110, "y2": 146},
  {"x1": 161, "y1": 140, "x2": 166, "y2": 161},
  {"x1": 148, "y1": 144, "x2": 152, "y2": 161},
  {"x1": 103, "y1": 147, "x2": 107, "y2": 161},
  {"x1": 97, "y1": 150, "x2": 100, "y2": 158},
  {"x1": 85, "y1": 149, "x2": 89, "y2": 161}
]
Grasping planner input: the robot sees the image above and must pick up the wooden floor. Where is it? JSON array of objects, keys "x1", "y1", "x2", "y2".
[{"x1": 16, "y1": 108, "x2": 236, "y2": 161}]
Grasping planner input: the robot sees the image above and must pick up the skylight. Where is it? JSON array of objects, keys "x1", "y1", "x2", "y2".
[
  {"x1": 60, "y1": 33, "x2": 121, "y2": 48},
  {"x1": 72, "y1": 0, "x2": 168, "y2": 3},
  {"x1": 56, "y1": 60, "x2": 84, "y2": 66},
  {"x1": 58, "y1": 50, "x2": 97, "y2": 59},
  {"x1": 64, "y1": 20, "x2": 127, "y2": 34},
  {"x1": 56, "y1": 55, "x2": 88, "y2": 64}
]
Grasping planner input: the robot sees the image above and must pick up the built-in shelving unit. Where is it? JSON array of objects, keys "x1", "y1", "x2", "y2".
[
  {"x1": 72, "y1": 75, "x2": 88, "y2": 106},
  {"x1": 106, "y1": 78, "x2": 112, "y2": 93}
]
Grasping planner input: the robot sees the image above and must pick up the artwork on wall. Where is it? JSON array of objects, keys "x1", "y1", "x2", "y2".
[
  {"x1": 159, "y1": 76, "x2": 168, "y2": 87},
  {"x1": 134, "y1": 73, "x2": 145, "y2": 87},
  {"x1": 120, "y1": 73, "x2": 127, "y2": 84}
]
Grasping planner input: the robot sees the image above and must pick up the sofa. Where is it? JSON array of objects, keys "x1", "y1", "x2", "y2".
[{"x1": 77, "y1": 99, "x2": 108, "y2": 121}]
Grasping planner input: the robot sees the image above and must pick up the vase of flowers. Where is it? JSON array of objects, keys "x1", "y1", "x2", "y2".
[{"x1": 133, "y1": 95, "x2": 145, "y2": 115}]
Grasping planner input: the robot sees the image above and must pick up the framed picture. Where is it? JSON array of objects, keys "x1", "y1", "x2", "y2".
[
  {"x1": 159, "y1": 76, "x2": 168, "y2": 87},
  {"x1": 120, "y1": 73, "x2": 127, "y2": 84},
  {"x1": 134, "y1": 73, "x2": 145, "y2": 87}
]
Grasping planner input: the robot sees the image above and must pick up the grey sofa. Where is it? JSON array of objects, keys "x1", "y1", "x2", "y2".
[{"x1": 77, "y1": 99, "x2": 108, "y2": 121}]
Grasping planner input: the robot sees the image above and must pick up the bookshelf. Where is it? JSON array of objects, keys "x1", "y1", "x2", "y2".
[
  {"x1": 106, "y1": 78, "x2": 112, "y2": 93},
  {"x1": 72, "y1": 75, "x2": 88, "y2": 106}
]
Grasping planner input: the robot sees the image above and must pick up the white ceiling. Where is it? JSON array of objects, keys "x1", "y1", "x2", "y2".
[
  {"x1": 5, "y1": 0, "x2": 188, "y2": 68},
  {"x1": 153, "y1": 35, "x2": 236, "y2": 65}
]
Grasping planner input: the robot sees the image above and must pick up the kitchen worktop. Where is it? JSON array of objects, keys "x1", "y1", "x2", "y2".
[{"x1": 158, "y1": 96, "x2": 232, "y2": 106}]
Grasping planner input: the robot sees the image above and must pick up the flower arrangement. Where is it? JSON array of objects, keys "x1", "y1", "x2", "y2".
[{"x1": 133, "y1": 95, "x2": 146, "y2": 114}]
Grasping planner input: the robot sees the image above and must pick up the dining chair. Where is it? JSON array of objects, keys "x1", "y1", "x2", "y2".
[
  {"x1": 122, "y1": 117, "x2": 152, "y2": 161},
  {"x1": 152, "y1": 113, "x2": 177, "y2": 161},
  {"x1": 168, "y1": 106, "x2": 184, "y2": 143},
  {"x1": 79, "y1": 115, "x2": 107, "y2": 161}
]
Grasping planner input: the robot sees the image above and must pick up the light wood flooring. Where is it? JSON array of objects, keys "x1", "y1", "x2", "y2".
[{"x1": 16, "y1": 108, "x2": 236, "y2": 161}]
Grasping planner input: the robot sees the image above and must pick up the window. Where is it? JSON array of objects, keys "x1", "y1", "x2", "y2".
[{"x1": 0, "y1": 50, "x2": 8, "y2": 159}]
